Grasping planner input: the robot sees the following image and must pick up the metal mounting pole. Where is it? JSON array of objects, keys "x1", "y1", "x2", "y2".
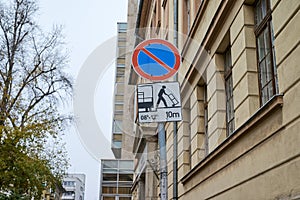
[
  {"x1": 173, "y1": 0, "x2": 179, "y2": 198},
  {"x1": 158, "y1": 122, "x2": 168, "y2": 200}
]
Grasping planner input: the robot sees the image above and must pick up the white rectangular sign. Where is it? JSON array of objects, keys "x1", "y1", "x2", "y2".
[{"x1": 137, "y1": 82, "x2": 182, "y2": 123}]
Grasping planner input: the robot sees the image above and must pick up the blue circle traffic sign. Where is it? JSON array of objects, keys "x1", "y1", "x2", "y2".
[{"x1": 132, "y1": 39, "x2": 181, "y2": 81}]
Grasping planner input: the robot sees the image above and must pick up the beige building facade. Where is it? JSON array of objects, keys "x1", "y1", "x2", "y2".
[{"x1": 123, "y1": 0, "x2": 300, "y2": 199}]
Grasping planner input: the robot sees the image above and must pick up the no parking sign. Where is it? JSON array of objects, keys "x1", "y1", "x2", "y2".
[
  {"x1": 131, "y1": 39, "x2": 181, "y2": 81},
  {"x1": 132, "y1": 39, "x2": 181, "y2": 200},
  {"x1": 132, "y1": 39, "x2": 182, "y2": 123}
]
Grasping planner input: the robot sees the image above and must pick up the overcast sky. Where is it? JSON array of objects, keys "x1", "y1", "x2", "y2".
[{"x1": 38, "y1": 0, "x2": 128, "y2": 199}]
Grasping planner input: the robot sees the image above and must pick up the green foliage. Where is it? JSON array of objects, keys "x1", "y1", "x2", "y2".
[
  {"x1": 0, "y1": 0, "x2": 72, "y2": 198},
  {"x1": 0, "y1": 135, "x2": 55, "y2": 199}
]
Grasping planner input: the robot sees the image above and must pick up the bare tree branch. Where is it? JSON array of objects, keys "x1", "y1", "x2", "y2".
[{"x1": 0, "y1": 0, "x2": 72, "y2": 197}]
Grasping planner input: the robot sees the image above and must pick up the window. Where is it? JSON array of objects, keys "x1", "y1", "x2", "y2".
[
  {"x1": 119, "y1": 174, "x2": 133, "y2": 182},
  {"x1": 184, "y1": 0, "x2": 191, "y2": 34},
  {"x1": 63, "y1": 191, "x2": 75, "y2": 196},
  {"x1": 103, "y1": 173, "x2": 118, "y2": 182},
  {"x1": 224, "y1": 47, "x2": 235, "y2": 135},
  {"x1": 103, "y1": 197, "x2": 115, "y2": 200},
  {"x1": 118, "y1": 187, "x2": 131, "y2": 194},
  {"x1": 102, "y1": 186, "x2": 117, "y2": 194},
  {"x1": 182, "y1": 101, "x2": 191, "y2": 169},
  {"x1": 119, "y1": 197, "x2": 132, "y2": 200},
  {"x1": 63, "y1": 181, "x2": 76, "y2": 187},
  {"x1": 112, "y1": 133, "x2": 122, "y2": 149},
  {"x1": 113, "y1": 121, "x2": 123, "y2": 133},
  {"x1": 255, "y1": 0, "x2": 278, "y2": 105},
  {"x1": 103, "y1": 160, "x2": 118, "y2": 169},
  {"x1": 117, "y1": 64, "x2": 125, "y2": 68},
  {"x1": 112, "y1": 141, "x2": 122, "y2": 148},
  {"x1": 118, "y1": 23, "x2": 127, "y2": 32},
  {"x1": 119, "y1": 160, "x2": 134, "y2": 169},
  {"x1": 204, "y1": 85, "x2": 208, "y2": 155}
]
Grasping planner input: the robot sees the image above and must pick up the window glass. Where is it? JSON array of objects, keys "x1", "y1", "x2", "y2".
[
  {"x1": 204, "y1": 86, "x2": 208, "y2": 155},
  {"x1": 118, "y1": 187, "x2": 131, "y2": 194},
  {"x1": 103, "y1": 197, "x2": 115, "y2": 200},
  {"x1": 255, "y1": 0, "x2": 267, "y2": 24},
  {"x1": 63, "y1": 181, "x2": 76, "y2": 187},
  {"x1": 119, "y1": 174, "x2": 133, "y2": 182},
  {"x1": 102, "y1": 187, "x2": 117, "y2": 194},
  {"x1": 103, "y1": 160, "x2": 118, "y2": 169},
  {"x1": 113, "y1": 120, "x2": 122, "y2": 133},
  {"x1": 118, "y1": 23, "x2": 127, "y2": 31},
  {"x1": 103, "y1": 173, "x2": 118, "y2": 182},
  {"x1": 113, "y1": 134, "x2": 122, "y2": 141},
  {"x1": 63, "y1": 191, "x2": 75, "y2": 196},
  {"x1": 119, "y1": 197, "x2": 132, "y2": 200},
  {"x1": 119, "y1": 161, "x2": 133, "y2": 169},
  {"x1": 112, "y1": 141, "x2": 122, "y2": 148}
]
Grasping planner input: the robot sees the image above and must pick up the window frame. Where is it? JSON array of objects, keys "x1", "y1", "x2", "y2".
[
  {"x1": 186, "y1": 0, "x2": 191, "y2": 33},
  {"x1": 254, "y1": 0, "x2": 278, "y2": 105},
  {"x1": 203, "y1": 85, "x2": 208, "y2": 155},
  {"x1": 224, "y1": 47, "x2": 235, "y2": 136}
]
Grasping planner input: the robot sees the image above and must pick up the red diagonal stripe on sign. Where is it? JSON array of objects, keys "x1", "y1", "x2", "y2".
[{"x1": 141, "y1": 47, "x2": 176, "y2": 73}]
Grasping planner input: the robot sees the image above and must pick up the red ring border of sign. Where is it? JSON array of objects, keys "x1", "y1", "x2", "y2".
[{"x1": 132, "y1": 39, "x2": 181, "y2": 81}]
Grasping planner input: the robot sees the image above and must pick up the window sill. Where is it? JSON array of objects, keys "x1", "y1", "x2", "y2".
[{"x1": 181, "y1": 94, "x2": 283, "y2": 183}]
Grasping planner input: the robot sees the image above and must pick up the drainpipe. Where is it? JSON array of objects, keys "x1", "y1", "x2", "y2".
[{"x1": 173, "y1": 0, "x2": 179, "y2": 199}]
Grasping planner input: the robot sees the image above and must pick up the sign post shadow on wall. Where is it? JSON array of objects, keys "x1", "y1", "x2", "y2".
[{"x1": 132, "y1": 39, "x2": 182, "y2": 200}]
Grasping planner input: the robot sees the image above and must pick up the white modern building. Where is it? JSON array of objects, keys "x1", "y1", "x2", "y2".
[{"x1": 62, "y1": 173, "x2": 86, "y2": 200}]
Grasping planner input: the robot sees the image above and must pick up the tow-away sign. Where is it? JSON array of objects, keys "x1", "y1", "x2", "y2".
[{"x1": 136, "y1": 82, "x2": 182, "y2": 123}]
